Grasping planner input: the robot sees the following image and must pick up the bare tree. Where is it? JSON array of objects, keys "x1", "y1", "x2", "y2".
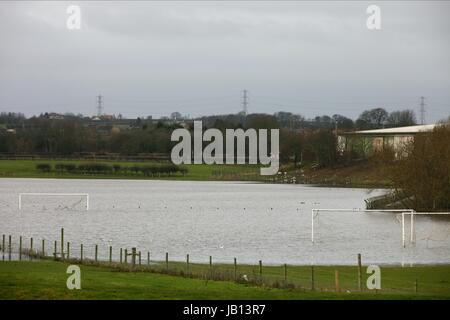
[
  {"x1": 386, "y1": 110, "x2": 417, "y2": 127},
  {"x1": 356, "y1": 108, "x2": 388, "y2": 129},
  {"x1": 389, "y1": 124, "x2": 450, "y2": 211}
]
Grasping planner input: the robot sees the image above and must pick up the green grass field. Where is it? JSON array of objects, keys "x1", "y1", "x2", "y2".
[
  {"x1": 0, "y1": 159, "x2": 261, "y2": 181},
  {"x1": 0, "y1": 260, "x2": 449, "y2": 300},
  {"x1": 0, "y1": 158, "x2": 393, "y2": 187}
]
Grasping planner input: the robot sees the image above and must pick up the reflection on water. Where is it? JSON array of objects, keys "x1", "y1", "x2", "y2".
[{"x1": 0, "y1": 178, "x2": 449, "y2": 265}]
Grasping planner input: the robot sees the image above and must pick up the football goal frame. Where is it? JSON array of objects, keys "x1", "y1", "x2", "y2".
[
  {"x1": 311, "y1": 208, "x2": 450, "y2": 247},
  {"x1": 18, "y1": 193, "x2": 89, "y2": 210},
  {"x1": 401, "y1": 211, "x2": 450, "y2": 247},
  {"x1": 310, "y1": 208, "x2": 415, "y2": 247}
]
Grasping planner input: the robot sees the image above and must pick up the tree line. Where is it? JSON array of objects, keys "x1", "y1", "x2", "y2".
[
  {"x1": 36, "y1": 162, "x2": 187, "y2": 176},
  {"x1": 0, "y1": 108, "x2": 418, "y2": 168}
]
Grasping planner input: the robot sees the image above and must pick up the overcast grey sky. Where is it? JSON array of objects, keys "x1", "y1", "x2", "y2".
[{"x1": 0, "y1": 1, "x2": 449, "y2": 122}]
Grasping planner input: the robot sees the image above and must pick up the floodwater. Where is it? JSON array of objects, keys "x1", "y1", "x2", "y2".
[{"x1": 0, "y1": 178, "x2": 449, "y2": 265}]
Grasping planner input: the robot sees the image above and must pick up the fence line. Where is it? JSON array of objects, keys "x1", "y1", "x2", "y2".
[{"x1": 0, "y1": 229, "x2": 424, "y2": 294}]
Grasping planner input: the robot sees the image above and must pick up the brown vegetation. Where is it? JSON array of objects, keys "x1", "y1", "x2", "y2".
[{"x1": 387, "y1": 124, "x2": 450, "y2": 211}]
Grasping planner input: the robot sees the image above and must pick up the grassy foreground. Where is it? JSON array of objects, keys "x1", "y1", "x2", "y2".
[{"x1": 0, "y1": 260, "x2": 449, "y2": 300}]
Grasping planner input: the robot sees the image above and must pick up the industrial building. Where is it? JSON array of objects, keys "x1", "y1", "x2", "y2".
[{"x1": 338, "y1": 124, "x2": 438, "y2": 157}]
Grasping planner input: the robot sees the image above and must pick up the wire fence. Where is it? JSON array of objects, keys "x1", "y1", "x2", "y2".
[{"x1": 0, "y1": 230, "x2": 437, "y2": 295}]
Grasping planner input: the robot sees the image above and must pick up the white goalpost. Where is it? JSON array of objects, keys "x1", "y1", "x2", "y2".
[
  {"x1": 401, "y1": 211, "x2": 450, "y2": 247},
  {"x1": 18, "y1": 193, "x2": 89, "y2": 210},
  {"x1": 311, "y1": 208, "x2": 450, "y2": 248},
  {"x1": 311, "y1": 208, "x2": 415, "y2": 246}
]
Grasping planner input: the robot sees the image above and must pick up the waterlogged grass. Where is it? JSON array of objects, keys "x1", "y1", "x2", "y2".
[
  {"x1": 0, "y1": 260, "x2": 449, "y2": 300},
  {"x1": 0, "y1": 159, "x2": 261, "y2": 181}
]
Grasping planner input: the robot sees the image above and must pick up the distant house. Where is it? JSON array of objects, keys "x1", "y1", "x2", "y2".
[
  {"x1": 99, "y1": 114, "x2": 116, "y2": 121},
  {"x1": 338, "y1": 124, "x2": 437, "y2": 157},
  {"x1": 0, "y1": 128, "x2": 16, "y2": 134},
  {"x1": 45, "y1": 112, "x2": 65, "y2": 120}
]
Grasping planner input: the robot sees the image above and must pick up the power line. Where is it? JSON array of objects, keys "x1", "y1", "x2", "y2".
[
  {"x1": 255, "y1": 95, "x2": 419, "y2": 106},
  {"x1": 106, "y1": 96, "x2": 237, "y2": 104},
  {"x1": 242, "y1": 89, "x2": 248, "y2": 115},
  {"x1": 97, "y1": 94, "x2": 103, "y2": 116},
  {"x1": 419, "y1": 96, "x2": 426, "y2": 125}
]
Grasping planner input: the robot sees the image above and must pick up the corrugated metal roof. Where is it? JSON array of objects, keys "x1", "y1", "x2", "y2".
[{"x1": 348, "y1": 124, "x2": 438, "y2": 135}]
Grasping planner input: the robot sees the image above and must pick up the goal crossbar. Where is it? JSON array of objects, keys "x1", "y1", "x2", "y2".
[{"x1": 18, "y1": 193, "x2": 89, "y2": 210}]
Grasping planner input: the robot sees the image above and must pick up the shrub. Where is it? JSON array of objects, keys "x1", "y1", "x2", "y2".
[
  {"x1": 36, "y1": 163, "x2": 51, "y2": 173},
  {"x1": 77, "y1": 163, "x2": 113, "y2": 174},
  {"x1": 64, "y1": 164, "x2": 77, "y2": 172},
  {"x1": 54, "y1": 163, "x2": 77, "y2": 173},
  {"x1": 55, "y1": 163, "x2": 65, "y2": 173},
  {"x1": 388, "y1": 124, "x2": 450, "y2": 211},
  {"x1": 179, "y1": 166, "x2": 188, "y2": 175},
  {"x1": 130, "y1": 166, "x2": 141, "y2": 174}
]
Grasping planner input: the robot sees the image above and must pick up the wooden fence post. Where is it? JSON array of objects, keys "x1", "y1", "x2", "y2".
[
  {"x1": 357, "y1": 253, "x2": 362, "y2": 292},
  {"x1": 80, "y1": 244, "x2": 83, "y2": 262},
  {"x1": 41, "y1": 239, "x2": 45, "y2": 256},
  {"x1": 2, "y1": 234, "x2": 4, "y2": 253},
  {"x1": 120, "y1": 248, "x2": 123, "y2": 264},
  {"x1": 335, "y1": 270, "x2": 340, "y2": 293},
  {"x1": 8, "y1": 235, "x2": 11, "y2": 261},
  {"x1": 30, "y1": 237, "x2": 33, "y2": 254},
  {"x1": 165, "y1": 252, "x2": 169, "y2": 271},
  {"x1": 53, "y1": 240, "x2": 57, "y2": 260},
  {"x1": 131, "y1": 248, "x2": 136, "y2": 267},
  {"x1": 186, "y1": 254, "x2": 190, "y2": 276},
  {"x1": 95, "y1": 244, "x2": 98, "y2": 262},
  {"x1": 19, "y1": 236, "x2": 22, "y2": 261},
  {"x1": 209, "y1": 256, "x2": 212, "y2": 278},
  {"x1": 109, "y1": 246, "x2": 112, "y2": 264},
  {"x1": 61, "y1": 228, "x2": 64, "y2": 260},
  {"x1": 67, "y1": 242, "x2": 70, "y2": 259},
  {"x1": 284, "y1": 264, "x2": 287, "y2": 282},
  {"x1": 259, "y1": 260, "x2": 263, "y2": 281},
  {"x1": 147, "y1": 251, "x2": 150, "y2": 266}
]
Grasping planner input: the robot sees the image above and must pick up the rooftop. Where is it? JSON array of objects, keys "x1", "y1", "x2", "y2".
[{"x1": 344, "y1": 124, "x2": 438, "y2": 135}]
